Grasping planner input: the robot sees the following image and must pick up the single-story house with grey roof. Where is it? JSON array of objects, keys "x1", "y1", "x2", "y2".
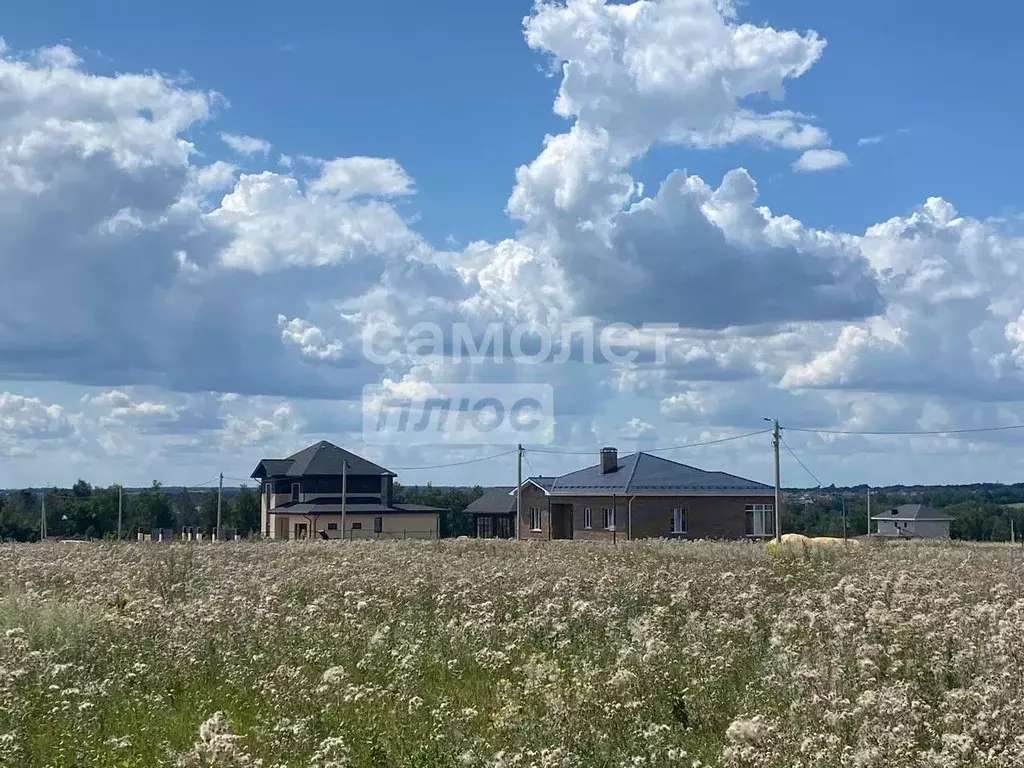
[
  {"x1": 251, "y1": 440, "x2": 446, "y2": 540},
  {"x1": 516, "y1": 447, "x2": 776, "y2": 541},
  {"x1": 871, "y1": 504, "x2": 952, "y2": 539},
  {"x1": 465, "y1": 487, "x2": 517, "y2": 539},
  {"x1": 466, "y1": 481, "x2": 558, "y2": 539}
]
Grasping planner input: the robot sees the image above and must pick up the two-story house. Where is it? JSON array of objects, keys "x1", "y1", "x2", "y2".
[
  {"x1": 516, "y1": 447, "x2": 776, "y2": 540},
  {"x1": 251, "y1": 441, "x2": 445, "y2": 540}
]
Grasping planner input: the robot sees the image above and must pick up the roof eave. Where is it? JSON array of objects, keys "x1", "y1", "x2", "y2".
[{"x1": 545, "y1": 488, "x2": 775, "y2": 497}]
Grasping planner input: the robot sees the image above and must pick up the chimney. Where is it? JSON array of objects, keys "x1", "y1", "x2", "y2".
[{"x1": 600, "y1": 447, "x2": 618, "y2": 474}]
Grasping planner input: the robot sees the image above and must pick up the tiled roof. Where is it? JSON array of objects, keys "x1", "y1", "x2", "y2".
[
  {"x1": 465, "y1": 487, "x2": 517, "y2": 515},
  {"x1": 543, "y1": 452, "x2": 771, "y2": 494},
  {"x1": 393, "y1": 503, "x2": 448, "y2": 513},
  {"x1": 272, "y1": 501, "x2": 443, "y2": 515},
  {"x1": 252, "y1": 441, "x2": 394, "y2": 479},
  {"x1": 871, "y1": 504, "x2": 952, "y2": 521}
]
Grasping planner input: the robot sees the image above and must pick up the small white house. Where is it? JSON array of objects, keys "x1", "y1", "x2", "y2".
[{"x1": 872, "y1": 504, "x2": 952, "y2": 539}]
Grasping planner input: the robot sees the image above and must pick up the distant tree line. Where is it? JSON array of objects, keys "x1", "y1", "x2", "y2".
[
  {"x1": 0, "y1": 481, "x2": 260, "y2": 541},
  {"x1": 5, "y1": 479, "x2": 1024, "y2": 543},
  {"x1": 783, "y1": 483, "x2": 1024, "y2": 541}
]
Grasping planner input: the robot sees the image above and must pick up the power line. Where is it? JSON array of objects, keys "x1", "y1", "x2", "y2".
[
  {"x1": 216, "y1": 450, "x2": 518, "y2": 481},
  {"x1": 388, "y1": 448, "x2": 519, "y2": 471},
  {"x1": 528, "y1": 429, "x2": 772, "y2": 456},
  {"x1": 524, "y1": 454, "x2": 540, "y2": 479},
  {"x1": 780, "y1": 436, "x2": 823, "y2": 488},
  {"x1": 785, "y1": 423, "x2": 1024, "y2": 437}
]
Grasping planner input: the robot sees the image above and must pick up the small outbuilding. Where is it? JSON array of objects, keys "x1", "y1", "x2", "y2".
[{"x1": 872, "y1": 504, "x2": 952, "y2": 539}]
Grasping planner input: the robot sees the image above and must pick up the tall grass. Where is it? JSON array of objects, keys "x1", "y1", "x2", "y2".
[{"x1": 2, "y1": 539, "x2": 1023, "y2": 766}]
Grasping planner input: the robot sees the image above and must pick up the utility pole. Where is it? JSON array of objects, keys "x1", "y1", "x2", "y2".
[
  {"x1": 341, "y1": 460, "x2": 348, "y2": 540},
  {"x1": 117, "y1": 485, "x2": 123, "y2": 541},
  {"x1": 516, "y1": 444, "x2": 523, "y2": 541},
  {"x1": 770, "y1": 419, "x2": 782, "y2": 543},
  {"x1": 216, "y1": 473, "x2": 223, "y2": 541},
  {"x1": 40, "y1": 489, "x2": 47, "y2": 541},
  {"x1": 841, "y1": 493, "x2": 848, "y2": 541},
  {"x1": 867, "y1": 489, "x2": 872, "y2": 536}
]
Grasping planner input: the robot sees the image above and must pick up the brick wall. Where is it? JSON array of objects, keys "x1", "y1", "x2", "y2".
[{"x1": 516, "y1": 489, "x2": 775, "y2": 540}]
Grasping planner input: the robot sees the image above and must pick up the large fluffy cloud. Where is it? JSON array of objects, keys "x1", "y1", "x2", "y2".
[
  {"x1": 782, "y1": 199, "x2": 1024, "y2": 401},
  {"x1": 1, "y1": 0, "x2": 1024, "y2": 486},
  {"x1": 507, "y1": 0, "x2": 872, "y2": 329}
]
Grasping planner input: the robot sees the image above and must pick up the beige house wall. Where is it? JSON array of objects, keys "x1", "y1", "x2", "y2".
[{"x1": 269, "y1": 513, "x2": 438, "y2": 540}]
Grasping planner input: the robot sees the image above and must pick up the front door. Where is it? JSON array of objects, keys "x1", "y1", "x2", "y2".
[
  {"x1": 294, "y1": 523, "x2": 308, "y2": 540},
  {"x1": 550, "y1": 504, "x2": 573, "y2": 539}
]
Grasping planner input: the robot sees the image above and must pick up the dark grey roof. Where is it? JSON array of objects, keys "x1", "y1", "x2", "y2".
[
  {"x1": 527, "y1": 477, "x2": 557, "y2": 491},
  {"x1": 259, "y1": 459, "x2": 294, "y2": 476},
  {"x1": 546, "y1": 452, "x2": 771, "y2": 495},
  {"x1": 272, "y1": 501, "x2": 443, "y2": 515},
  {"x1": 465, "y1": 487, "x2": 517, "y2": 515},
  {"x1": 252, "y1": 441, "x2": 394, "y2": 479},
  {"x1": 393, "y1": 503, "x2": 448, "y2": 513},
  {"x1": 872, "y1": 504, "x2": 952, "y2": 521}
]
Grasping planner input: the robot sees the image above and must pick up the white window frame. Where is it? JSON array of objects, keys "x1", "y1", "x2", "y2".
[
  {"x1": 745, "y1": 504, "x2": 775, "y2": 537},
  {"x1": 671, "y1": 507, "x2": 687, "y2": 534},
  {"x1": 603, "y1": 506, "x2": 615, "y2": 530},
  {"x1": 530, "y1": 507, "x2": 542, "y2": 531},
  {"x1": 584, "y1": 507, "x2": 592, "y2": 529}
]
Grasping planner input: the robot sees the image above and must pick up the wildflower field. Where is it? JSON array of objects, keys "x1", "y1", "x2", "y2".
[{"x1": 2, "y1": 540, "x2": 1024, "y2": 767}]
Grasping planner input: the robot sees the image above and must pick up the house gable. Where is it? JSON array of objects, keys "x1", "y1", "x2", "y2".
[{"x1": 251, "y1": 440, "x2": 395, "y2": 480}]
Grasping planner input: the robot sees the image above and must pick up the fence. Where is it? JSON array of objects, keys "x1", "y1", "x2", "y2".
[
  {"x1": 136, "y1": 527, "x2": 242, "y2": 542},
  {"x1": 309, "y1": 529, "x2": 437, "y2": 541}
]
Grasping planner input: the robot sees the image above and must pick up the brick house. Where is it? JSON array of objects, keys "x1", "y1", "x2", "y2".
[
  {"x1": 251, "y1": 440, "x2": 445, "y2": 540},
  {"x1": 517, "y1": 447, "x2": 776, "y2": 541}
]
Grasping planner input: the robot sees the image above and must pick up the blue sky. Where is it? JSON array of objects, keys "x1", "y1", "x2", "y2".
[
  {"x1": 2, "y1": 0, "x2": 1024, "y2": 489},
  {"x1": 5, "y1": 0, "x2": 1022, "y2": 242}
]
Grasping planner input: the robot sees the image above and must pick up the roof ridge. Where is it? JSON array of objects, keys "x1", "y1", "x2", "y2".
[{"x1": 623, "y1": 452, "x2": 642, "y2": 493}]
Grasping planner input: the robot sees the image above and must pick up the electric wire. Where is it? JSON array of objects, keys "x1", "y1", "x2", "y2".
[
  {"x1": 780, "y1": 436, "x2": 824, "y2": 488},
  {"x1": 528, "y1": 428, "x2": 772, "y2": 456},
  {"x1": 785, "y1": 424, "x2": 1024, "y2": 437}
]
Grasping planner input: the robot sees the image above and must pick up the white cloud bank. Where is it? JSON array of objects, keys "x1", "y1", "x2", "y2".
[{"x1": 0, "y1": 3, "x2": 1022, "y2": 486}]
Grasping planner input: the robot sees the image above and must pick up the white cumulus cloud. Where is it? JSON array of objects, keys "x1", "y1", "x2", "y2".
[
  {"x1": 793, "y1": 148, "x2": 850, "y2": 172},
  {"x1": 220, "y1": 132, "x2": 272, "y2": 155}
]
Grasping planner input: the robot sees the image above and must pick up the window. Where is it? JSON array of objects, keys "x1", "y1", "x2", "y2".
[
  {"x1": 351, "y1": 522, "x2": 362, "y2": 530},
  {"x1": 530, "y1": 507, "x2": 542, "y2": 531},
  {"x1": 327, "y1": 522, "x2": 338, "y2": 531},
  {"x1": 745, "y1": 504, "x2": 775, "y2": 537},
  {"x1": 374, "y1": 517, "x2": 383, "y2": 534},
  {"x1": 603, "y1": 506, "x2": 615, "y2": 530},
  {"x1": 294, "y1": 523, "x2": 308, "y2": 539},
  {"x1": 671, "y1": 507, "x2": 687, "y2": 534},
  {"x1": 584, "y1": 507, "x2": 592, "y2": 529},
  {"x1": 291, "y1": 483, "x2": 301, "y2": 502}
]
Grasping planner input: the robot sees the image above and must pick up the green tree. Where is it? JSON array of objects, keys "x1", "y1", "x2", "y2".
[
  {"x1": 129, "y1": 481, "x2": 173, "y2": 533},
  {"x1": 229, "y1": 486, "x2": 260, "y2": 534},
  {"x1": 172, "y1": 488, "x2": 199, "y2": 528},
  {"x1": 0, "y1": 493, "x2": 34, "y2": 541},
  {"x1": 197, "y1": 490, "x2": 220, "y2": 533}
]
